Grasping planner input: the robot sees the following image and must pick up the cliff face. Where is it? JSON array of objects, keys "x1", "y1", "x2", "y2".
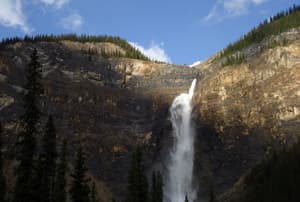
[
  {"x1": 192, "y1": 28, "x2": 300, "y2": 200},
  {"x1": 1, "y1": 28, "x2": 300, "y2": 201},
  {"x1": 0, "y1": 40, "x2": 197, "y2": 200}
]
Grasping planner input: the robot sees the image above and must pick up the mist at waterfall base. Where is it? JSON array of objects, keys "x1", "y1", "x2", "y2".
[{"x1": 165, "y1": 79, "x2": 197, "y2": 202}]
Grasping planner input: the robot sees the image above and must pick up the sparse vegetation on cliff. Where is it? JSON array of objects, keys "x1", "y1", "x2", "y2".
[
  {"x1": 220, "y1": 4, "x2": 300, "y2": 58},
  {"x1": 260, "y1": 38, "x2": 290, "y2": 52},
  {"x1": 222, "y1": 52, "x2": 246, "y2": 67},
  {"x1": 0, "y1": 34, "x2": 150, "y2": 61}
]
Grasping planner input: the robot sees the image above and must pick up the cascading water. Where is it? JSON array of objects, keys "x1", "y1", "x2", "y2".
[{"x1": 165, "y1": 79, "x2": 197, "y2": 202}]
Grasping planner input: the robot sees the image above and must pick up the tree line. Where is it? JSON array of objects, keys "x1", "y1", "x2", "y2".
[
  {"x1": 0, "y1": 34, "x2": 150, "y2": 61},
  {"x1": 83, "y1": 47, "x2": 144, "y2": 61},
  {"x1": 220, "y1": 4, "x2": 300, "y2": 58}
]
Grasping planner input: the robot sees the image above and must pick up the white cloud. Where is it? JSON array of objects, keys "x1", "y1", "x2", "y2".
[
  {"x1": 204, "y1": 0, "x2": 268, "y2": 21},
  {"x1": 60, "y1": 12, "x2": 83, "y2": 31},
  {"x1": 39, "y1": 0, "x2": 70, "y2": 8},
  {"x1": 251, "y1": 0, "x2": 267, "y2": 4},
  {"x1": 129, "y1": 41, "x2": 172, "y2": 63},
  {"x1": 0, "y1": 0, "x2": 31, "y2": 33}
]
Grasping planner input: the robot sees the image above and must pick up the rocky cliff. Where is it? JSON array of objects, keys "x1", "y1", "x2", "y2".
[
  {"x1": 0, "y1": 40, "x2": 198, "y2": 201},
  {"x1": 0, "y1": 27, "x2": 300, "y2": 201},
  {"x1": 193, "y1": 27, "x2": 300, "y2": 200}
]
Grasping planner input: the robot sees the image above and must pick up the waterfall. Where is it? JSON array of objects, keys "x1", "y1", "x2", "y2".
[{"x1": 165, "y1": 79, "x2": 197, "y2": 202}]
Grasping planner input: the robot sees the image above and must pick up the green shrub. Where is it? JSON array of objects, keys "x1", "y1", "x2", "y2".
[{"x1": 222, "y1": 53, "x2": 246, "y2": 66}]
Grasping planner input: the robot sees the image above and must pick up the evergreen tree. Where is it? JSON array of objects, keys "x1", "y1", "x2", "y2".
[
  {"x1": 0, "y1": 123, "x2": 6, "y2": 202},
  {"x1": 150, "y1": 172, "x2": 156, "y2": 202},
  {"x1": 150, "y1": 171, "x2": 163, "y2": 202},
  {"x1": 70, "y1": 143, "x2": 90, "y2": 202},
  {"x1": 126, "y1": 146, "x2": 148, "y2": 202},
  {"x1": 185, "y1": 194, "x2": 189, "y2": 202},
  {"x1": 14, "y1": 48, "x2": 43, "y2": 202},
  {"x1": 90, "y1": 181, "x2": 98, "y2": 202},
  {"x1": 54, "y1": 139, "x2": 68, "y2": 202},
  {"x1": 156, "y1": 172, "x2": 163, "y2": 202},
  {"x1": 33, "y1": 116, "x2": 57, "y2": 202},
  {"x1": 209, "y1": 187, "x2": 215, "y2": 202}
]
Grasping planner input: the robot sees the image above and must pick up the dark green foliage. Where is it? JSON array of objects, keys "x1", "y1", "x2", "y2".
[
  {"x1": 242, "y1": 141, "x2": 300, "y2": 202},
  {"x1": 209, "y1": 187, "x2": 215, "y2": 202},
  {"x1": 33, "y1": 116, "x2": 57, "y2": 202},
  {"x1": 21, "y1": 48, "x2": 43, "y2": 129},
  {"x1": 82, "y1": 47, "x2": 126, "y2": 60},
  {"x1": 98, "y1": 48, "x2": 124, "y2": 59},
  {"x1": 14, "y1": 48, "x2": 43, "y2": 202},
  {"x1": 90, "y1": 181, "x2": 98, "y2": 202},
  {"x1": 222, "y1": 52, "x2": 246, "y2": 66},
  {"x1": 220, "y1": 4, "x2": 300, "y2": 58},
  {"x1": 0, "y1": 124, "x2": 6, "y2": 202},
  {"x1": 126, "y1": 146, "x2": 148, "y2": 202},
  {"x1": 150, "y1": 171, "x2": 163, "y2": 202},
  {"x1": 1, "y1": 34, "x2": 150, "y2": 61},
  {"x1": 70, "y1": 143, "x2": 90, "y2": 202},
  {"x1": 260, "y1": 38, "x2": 289, "y2": 52},
  {"x1": 185, "y1": 194, "x2": 189, "y2": 202},
  {"x1": 54, "y1": 139, "x2": 68, "y2": 202}
]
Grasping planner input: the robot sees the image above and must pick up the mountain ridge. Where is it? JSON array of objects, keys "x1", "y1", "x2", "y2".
[{"x1": 1, "y1": 10, "x2": 300, "y2": 201}]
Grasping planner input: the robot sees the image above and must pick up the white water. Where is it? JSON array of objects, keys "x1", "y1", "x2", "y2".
[{"x1": 165, "y1": 79, "x2": 197, "y2": 202}]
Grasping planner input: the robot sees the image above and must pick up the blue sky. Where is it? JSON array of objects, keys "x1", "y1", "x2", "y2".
[{"x1": 0, "y1": 0, "x2": 299, "y2": 65}]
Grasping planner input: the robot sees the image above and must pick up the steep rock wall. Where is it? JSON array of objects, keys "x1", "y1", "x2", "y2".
[{"x1": 193, "y1": 38, "x2": 300, "y2": 199}]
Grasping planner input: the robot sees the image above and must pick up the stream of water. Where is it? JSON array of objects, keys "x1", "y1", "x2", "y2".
[{"x1": 165, "y1": 79, "x2": 197, "y2": 202}]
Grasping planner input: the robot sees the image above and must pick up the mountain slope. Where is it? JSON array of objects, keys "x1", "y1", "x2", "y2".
[
  {"x1": 0, "y1": 39, "x2": 197, "y2": 200},
  {"x1": 192, "y1": 26, "x2": 300, "y2": 200},
  {"x1": 1, "y1": 11, "x2": 300, "y2": 202}
]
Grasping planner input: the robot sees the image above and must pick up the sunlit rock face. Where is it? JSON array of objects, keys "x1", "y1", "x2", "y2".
[
  {"x1": 0, "y1": 28, "x2": 300, "y2": 201},
  {"x1": 192, "y1": 30, "x2": 300, "y2": 200}
]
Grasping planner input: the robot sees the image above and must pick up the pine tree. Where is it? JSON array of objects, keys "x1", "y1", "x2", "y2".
[
  {"x1": 70, "y1": 143, "x2": 90, "y2": 202},
  {"x1": 0, "y1": 123, "x2": 6, "y2": 202},
  {"x1": 150, "y1": 172, "x2": 156, "y2": 202},
  {"x1": 156, "y1": 172, "x2": 163, "y2": 202},
  {"x1": 126, "y1": 146, "x2": 148, "y2": 202},
  {"x1": 209, "y1": 187, "x2": 215, "y2": 202},
  {"x1": 90, "y1": 181, "x2": 98, "y2": 202},
  {"x1": 150, "y1": 171, "x2": 163, "y2": 202},
  {"x1": 54, "y1": 139, "x2": 68, "y2": 202},
  {"x1": 14, "y1": 48, "x2": 43, "y2": 202},
  {"x1": 33, "y1": 116, "x2": 57, "y2": 202},
  {"x1": 185, "y1": 194, "x2": 189, "y2": 202}
]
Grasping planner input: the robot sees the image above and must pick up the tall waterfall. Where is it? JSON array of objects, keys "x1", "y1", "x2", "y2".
[{"x1": 165, "y1": 79, "x2": 197, "y2": 202}]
